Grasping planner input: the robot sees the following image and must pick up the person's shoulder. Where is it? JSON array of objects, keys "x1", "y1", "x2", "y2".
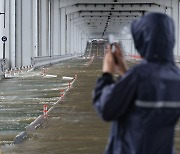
[
  {"x1": 127, "y1": 60, "x2": 154, "y2": 79},
  {"x1": 120, "y1": 62, "x2": 142, "y2": 79},
  {"x1": 128, "y1": 60, "x2": 149, "y2": 73},
  {"x1": 132, "y1": 60, "x2": 180, "y2": 76}
]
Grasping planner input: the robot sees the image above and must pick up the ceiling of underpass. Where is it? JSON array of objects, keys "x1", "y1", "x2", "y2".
[{"x1": 60, "y1": 0, "x2": 172, "y2": 39}]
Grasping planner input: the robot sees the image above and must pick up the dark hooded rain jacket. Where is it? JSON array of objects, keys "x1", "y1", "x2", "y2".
[{"x1": 93, "y1": 13, "x2": 180, "y2": 154}]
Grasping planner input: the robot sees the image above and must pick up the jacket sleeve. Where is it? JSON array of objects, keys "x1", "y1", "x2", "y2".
[{"x1": 92, "y1": 69, "x2": 138, "y2": 121}]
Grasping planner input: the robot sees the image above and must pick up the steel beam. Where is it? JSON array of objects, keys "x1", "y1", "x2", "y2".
[
  {"x1": 60, "y1": 0, "x2": 172, "y2": 8},
  {"x1": 66, "y1": 4, "x2": 165, "y2": 14},
  {"x1": 79, "y1": 11, "x2": 142, "y2": 16}
]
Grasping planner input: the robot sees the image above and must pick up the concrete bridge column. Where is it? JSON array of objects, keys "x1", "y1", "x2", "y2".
[
  {"x1": 15, "y1": 0, "x2": 32, "y2": 67},
  {"x1": 33, "y1": 0, "x2": 38, "y2": 58},
  {"x1": 15, "y1": 0, "x2": 37, "y2": 67},
  {"x1": 77, "y1": 26, "x2": 80, "y2": 54},
  {"x1": 74, "y1": 23, "x2": 77, "y2": 54},
  {"x1": 51, "y1": 0, "x2": 60, "y2": 56},
  {"x1": 81, "y1": 33, "x2": 84, "y2": 54},
  {"x1": 9, "y1": 0, "x2": 16, "y2": 68},
  {"x1": 82, "y1": 33, "x2": 87, "y2": 54},
  {"x1": 76, "y1": 26, "x2": 79, "y2": 53},
  {"x1": 70, "y1": 14, "x2": 74, "y2": 54},
  {"x1": 67, "y1": 14, "x2": 71, "y2": 54},
  {"x1": 179, "y1": 1, "x2": 180, "y2": 56},
  {"x1": 78, "y1": 27, "x2": 81, "y2": 54},
  {"x1": 14, "y1": 1, "x2": 21, "y2": 67},
  {"x1": 80, "y1": 31, "x2": 82, "y2": 54},
  {"x1": 60, "y1": 7, "x2": 66, "y2": 55},
  {"x1": 38, "y1": 0, "x2": 49, "y2": 57},
  {"x1": 0, "y1": 0, "x2": 5, "y2": 59},
  {"x1": 21, "y1": 0, "x2": 34, "y2": 66},
  {"x1": 76, "y1": 24, "x2": 79, "y2": 54},
  {"x1": 171, "y1": 0, "x2": 179, "y2": 56}
]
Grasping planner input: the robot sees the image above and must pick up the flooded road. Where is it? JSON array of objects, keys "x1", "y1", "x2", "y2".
[
  {"x1": 1, "y1": 57, "x2": 180, "y2": 154},
  {"x1": 1, "y1": 58, "x2": 109, "y2": 154}
]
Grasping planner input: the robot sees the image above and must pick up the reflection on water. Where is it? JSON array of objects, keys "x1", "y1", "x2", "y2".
[{"x1": 1, "y1": 58, "x2": 180, "y2": 154}]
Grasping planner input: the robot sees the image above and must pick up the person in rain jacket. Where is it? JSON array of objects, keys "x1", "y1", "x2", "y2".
[{"x1": 93, "y1": 12, "x2": 180, "y2": 154}]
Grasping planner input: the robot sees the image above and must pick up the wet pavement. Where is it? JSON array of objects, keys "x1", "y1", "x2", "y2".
[
  {"x1": 0, "y1": 57, "x2": 109, "y2": 154},
  {"x1": 1, "y1": 57, "x2": 180, "y2": 154}
]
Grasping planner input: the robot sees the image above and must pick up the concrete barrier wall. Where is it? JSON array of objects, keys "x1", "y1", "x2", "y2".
[{"x1": 31, "y1": 54, "x2": 81, "y2": 68}]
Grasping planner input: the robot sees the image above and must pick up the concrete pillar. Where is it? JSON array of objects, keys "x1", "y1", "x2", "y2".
[
  {"x1": 84, "y1": 34, "x2": 87, "y2": 54},
  {"x1": 0, "y1": 0, "x2": 5, "y2": 59},
  {"x1": 82, "y1": 33, "x2": 85, "y2": 54},
  {"x1": 33, "y1": 0, "x2": 38, "y2": 57},
  {"x1": 15, "y1": 0, "x2": 22, "y2": 67},
  {"x1": 81, "y1": 31, "x2": 83, "y2": 55},
  {"x1": 171, "y1": 0, "x2": 179, "y2": 55},
  {"x1": 85, "y1": 34, "x2": 88, "y2": 53},
  {"x1": 80, "y1": 31, "x2": 82, "y2": 55},
  {"x1": 21, "y1": 0, "x2": 33, "y2": 66},
  {"x1": 179, "y1": 1, "x2": 180, "y2": 56},
  {"x1": 67, "y1": 14, "x2": 71, "y2": 54},
  {"x1": 51, "y1": 0, "x2": 60, "y2": 56},
  {"x1": 76, "y1": 25, "x2": 79, "y2": 54},
  {"x1": 4, "y1": 0, "x2": 10, "y2": 64},
  {"x1": 60, "y1": 7, "x2": 66, "y2": 55},
  {"x1": 70, "y1": 14, "x2": 74, "y2": 54},
  {"x1": 76, "y1": 26, "x2": 81, "y2": 53},
  {"x1": 74, "y1": 22, "x2": 77, "y2": 54},
  {"x1": 83, "y1": 34, "x2": 86, "y2": 54},
  {"x1": 76, "y1": 24, "x2": 78, "y2": 54},
  {"x1": 80, "y1": 29, "x2": 82, "y2": 54},
  {"x1": 82, "y1": 33, "x2": 84, "y2": 54},
  {"x1": 16, "y1": 0, "x2": 34, "y2": 67},
  {"x1": 39, "y1": 0, "x2": 49, "y2": 56},
  {"x1": 48, "y1": 0, "x2": 51, "y2": 57},
  {"x1": 9, "y1": 0, "x2": 16, "y2": 68}
]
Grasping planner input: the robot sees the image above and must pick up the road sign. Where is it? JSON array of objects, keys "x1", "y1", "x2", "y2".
[{"x1": 1, "y1": 36, "x2": 7, "y2": 42}]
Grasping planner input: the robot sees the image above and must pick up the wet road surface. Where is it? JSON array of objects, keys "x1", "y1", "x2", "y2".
[{"x1": 1, "y1": 58, "x2": 109, "y2": 154}]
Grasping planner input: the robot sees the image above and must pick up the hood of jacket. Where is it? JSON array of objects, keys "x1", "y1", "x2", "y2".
[{"x1": 131, "y1": 12, "x2": 175, "y2": 63}]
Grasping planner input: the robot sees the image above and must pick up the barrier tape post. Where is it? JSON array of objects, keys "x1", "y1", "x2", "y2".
[
  {"x1": 68, "y1": 82, "x2": 71, "y2": 88},
  {"x1": 43, "y1": 104, "x2": 48, "y2": 117},
  {"x1": 74, "y1": 74, "x2": 77, "y2": 79},
  {"x1": 60, "y1": 90, "x2": 64, "y2": 97}
]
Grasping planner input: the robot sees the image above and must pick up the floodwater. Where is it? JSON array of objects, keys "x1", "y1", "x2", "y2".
[
  {"x1": 0, "y1": 57, "x2": 109, "y2": 154},
  {"x1": 1, "y1": 57, "x2": 180, "y2": 154}
]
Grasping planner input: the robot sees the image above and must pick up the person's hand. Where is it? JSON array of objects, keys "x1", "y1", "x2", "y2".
[
  {"x1": 102, "y1": 44, "x2": 128, "y2": 75},
  {"x1": 114, "y1": 43, "x2": 128, "y2": 75},
  {"x1": 103, "y1": 45, "x2": 116, "y2": 74}
]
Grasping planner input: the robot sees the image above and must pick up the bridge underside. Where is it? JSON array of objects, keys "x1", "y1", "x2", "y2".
[{"x1": 0, "y1": 0, "x2": 180, "y2": 78}]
